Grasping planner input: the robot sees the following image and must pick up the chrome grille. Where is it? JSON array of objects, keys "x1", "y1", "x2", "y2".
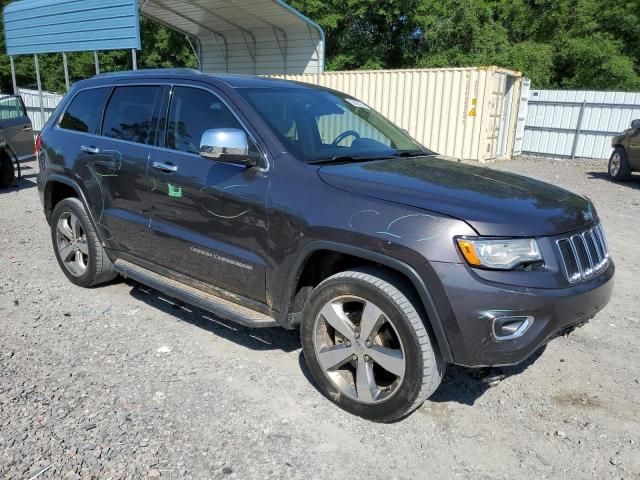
[{"x1": 557, "y1": 223, "x2": 609, "y2": 283}]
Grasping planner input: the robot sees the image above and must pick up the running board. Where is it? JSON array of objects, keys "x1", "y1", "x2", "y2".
[{"x1": 113, "y1": 259, "x2": 277, "y2": 328}]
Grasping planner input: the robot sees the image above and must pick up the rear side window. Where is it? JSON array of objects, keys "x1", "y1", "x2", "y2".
[
  {"x1": 166, "y1": 87, "x2": 242, "y2": 154},
  {"x1": 59, "y1": 88, "x2": 109, "y2": 133},
  {"x1": 0, "y1": 96, "x2": 26, "y2": 120},
  {"x1": 102, "y1": 86, "x2": 160, "y2": 144}
]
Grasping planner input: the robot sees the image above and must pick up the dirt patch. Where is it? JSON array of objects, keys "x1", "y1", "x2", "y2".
[{"x1": 553, "y1": 392, "x2": 602, "y2": 409}]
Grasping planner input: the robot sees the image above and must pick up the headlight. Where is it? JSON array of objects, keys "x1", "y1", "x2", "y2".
[{"x1": 456, "y1": 237, "x2": 542, "y2": 270}]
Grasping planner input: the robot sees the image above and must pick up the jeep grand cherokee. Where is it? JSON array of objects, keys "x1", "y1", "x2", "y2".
[{"x1": 37, "y1": 70, "x2": 614, "y2": 422}]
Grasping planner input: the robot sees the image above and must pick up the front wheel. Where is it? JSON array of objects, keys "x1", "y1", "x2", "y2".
[
  {"x1": 301, "y1": 267, "x2": 444, "y2": 422},
  {"x1": 608, "y1": 147, "x2": 631, "y2": 181}
]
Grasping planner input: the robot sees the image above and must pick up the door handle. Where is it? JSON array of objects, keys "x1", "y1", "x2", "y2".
[
  {"x1": 81, "y1": 145, "x2": 100, "y2": 154},
  {"x1": 152, "y1": 161, "x2": 178, "y2": 173},
  {"x1": 22, "y1": 125, "x2": 32, "y2": 132}
]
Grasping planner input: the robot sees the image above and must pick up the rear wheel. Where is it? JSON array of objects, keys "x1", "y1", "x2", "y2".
[
  {"x1": 0, "y1": 152, "x2": 15, "y2": 188},
  {"x1": 51, "y1": 198, "x2": 117, "y2": 287},
  {"x1": 608, "y1": 147, "x2": 631, "y2": 181},
  {"x1": 301, "y1": 267, "x2": 443, "y2": 422}
]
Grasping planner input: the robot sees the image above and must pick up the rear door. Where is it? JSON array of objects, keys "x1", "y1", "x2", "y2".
[
  {"x1": 146, "y1": 85, "x2": 270, "y2": 304},
  {"x1": 0, "y1": 95, "x2": 33, "y2": 160},
  {"x1": 90, "y1": 84, "x2": 162, "y2": 257},
  {"x1": 56, "y1": 85, "x2": 160, "y2": 257}
]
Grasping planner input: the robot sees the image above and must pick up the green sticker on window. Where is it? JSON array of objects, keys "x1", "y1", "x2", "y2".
[{"x1": 167, "y1": 183, "x2": 183, "y2": 198}]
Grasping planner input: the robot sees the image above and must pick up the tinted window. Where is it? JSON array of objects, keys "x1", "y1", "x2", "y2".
[
  {"x1": 102, "y1": 86, "x2": 160, "y2": 144},
  {"x1": 167, "y1": 87, "x2": 242, "y2": 154},
  {"x1": 0, "y1": 96, "x2": 26, "y2": 120},
  {"x1": 59, "y1": 88, "x2": 109, "y2": 133}
]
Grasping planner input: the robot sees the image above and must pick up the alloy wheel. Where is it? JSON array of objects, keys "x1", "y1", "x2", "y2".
[
  {"x1": 56, "y1": 212, "x2": 89, "y2": 277},
  {"x1": 312, "y1": 295, "x2": 406, "y2": 404},
  {"x1": 610, "y1": 153, "x2": 621, "y2": 177}
]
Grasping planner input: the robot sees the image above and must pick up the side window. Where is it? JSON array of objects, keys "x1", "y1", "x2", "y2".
[
  {"x1": 102, "y1": 86, "x2": 160, "y2": 144},
  {"x1": 166, "y1": 87, "x2": 242, "y2": 154},
  {"x1": 0, "y1": 96, "x2": 26, "y2": 120},
  {"x1": 59, "y1": 88, "x2": 109, "y2": 133}
]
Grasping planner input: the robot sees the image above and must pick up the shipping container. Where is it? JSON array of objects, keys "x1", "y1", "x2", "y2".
[{"x1": 270, "y1": 67, "x2": 524, "y2": 162}]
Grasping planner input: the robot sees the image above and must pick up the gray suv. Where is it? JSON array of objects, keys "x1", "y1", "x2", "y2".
[
  {"x1": 609, "y1": 119, "x2": 640, "y2": 181},
  {"x1": 0, "y1": 94, "x2": 34, "y2": 188},
  {"x1": 37, "y1": 70, "x2": 614, "y2": 421}
]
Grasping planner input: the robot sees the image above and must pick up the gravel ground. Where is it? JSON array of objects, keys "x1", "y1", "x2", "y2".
[{"x1": 1, "y1": 156, "x2": 639, "y2": 480}]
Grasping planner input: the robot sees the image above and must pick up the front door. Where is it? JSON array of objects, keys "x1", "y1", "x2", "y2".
[
  {"x1": 146, "y1": 85, "x2": 269, "y2": 304},
  {"x1": 0, "y1": 95, "x2": 34, "y2": 160}
]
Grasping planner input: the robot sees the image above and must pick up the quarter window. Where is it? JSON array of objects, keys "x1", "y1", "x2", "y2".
[
  {"x1": 102, "y1": 86, "x2": 160, "y2": 144},
  {"x1": 166, "y1": 87, "x2": 243, "y2": 154},
  {"x1": 59, "y1": 88, "x2": 109, "y2": 133}
]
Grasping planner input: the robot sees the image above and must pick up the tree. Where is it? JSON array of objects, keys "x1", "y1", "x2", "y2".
[
  {"x1": 290, "y1": 0, "x2": 640, "y2": 90},
  {"x1": 0, "y1": 0, "x2": 638, "y2": 91}
]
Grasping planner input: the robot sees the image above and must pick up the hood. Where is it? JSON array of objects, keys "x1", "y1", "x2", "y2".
[{"x1": 318, "y1": 156, "x2": 594, "y2": 237}]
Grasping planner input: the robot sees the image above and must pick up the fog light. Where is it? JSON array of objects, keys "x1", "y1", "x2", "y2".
[{"x1": 492, "y1": 315, "x2": 533, "y2": 341}]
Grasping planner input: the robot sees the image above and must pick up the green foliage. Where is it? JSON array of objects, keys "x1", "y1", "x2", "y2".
[
  {"x1": 0, "y1": 0, "x2": 637, "y2": 91},
  {"x1": 291, "y1": 0, "x2": 640, "y2": 90}
]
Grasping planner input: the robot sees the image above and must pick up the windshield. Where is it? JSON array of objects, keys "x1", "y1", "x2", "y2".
[{"x1": 238, "y1": 87, "x2": 429, "y2": 163}]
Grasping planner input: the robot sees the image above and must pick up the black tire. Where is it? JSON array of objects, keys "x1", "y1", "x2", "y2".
[
  {"x1": 301, "y1": 267, "x2": 444, "y2": 422},
  {"x1": 0, "y1": 152, "x2": 15, "y2": 188},
  {"x1": 50, "y1": 197, "x2": 117, "y2": 287},
  {"x1": 608, "y1": 146, "x2": 632, "y2": 181}
]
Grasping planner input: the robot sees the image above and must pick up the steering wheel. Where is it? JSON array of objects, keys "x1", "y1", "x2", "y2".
[{"x1": 332, "y1": 130, "x2": 361, "y2": 146}]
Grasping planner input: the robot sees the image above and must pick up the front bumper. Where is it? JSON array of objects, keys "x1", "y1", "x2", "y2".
[{"x1": 431, "y1": 260, "x2": 615, "y2": 367}]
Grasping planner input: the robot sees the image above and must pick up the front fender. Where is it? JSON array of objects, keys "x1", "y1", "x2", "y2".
[{"x1": 282, "y1": 240, "x2": 455, "y2": 363}]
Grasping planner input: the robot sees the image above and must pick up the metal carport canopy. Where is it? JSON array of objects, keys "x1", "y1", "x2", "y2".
[
  {"x1": 3, "y1": 0, "x2": 324, "y2": 75},
  {"x1": 140, "y1": 0, "x2": 325, "y2": 75},
  {"x1": 3, "y1": 0, "x2": 324, "y2": 123}
]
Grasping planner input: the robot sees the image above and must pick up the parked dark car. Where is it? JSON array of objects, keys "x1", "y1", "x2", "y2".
[
  {"x1": 609, "y1": 119, "x2": 640, "y2": 181},
  {"x1": 0, "y1": 94, "x2": 34, "y2": 188},
  {"x1": 37, "y1": 70, "x2": 614, "y2": 421}
]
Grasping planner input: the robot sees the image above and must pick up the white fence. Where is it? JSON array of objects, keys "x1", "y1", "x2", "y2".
[
  {"x1": 17, "y1": 88, "x2": 64, "y2": 131},
  {"x1": 522, "y1": 89, "x2": 640, "y2": 159}
]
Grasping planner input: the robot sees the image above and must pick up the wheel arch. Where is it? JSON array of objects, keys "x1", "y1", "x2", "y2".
[
  {"x1": 612, "y1": 143, "x2": 627, "y2": 152},
  {"x1": 0, "y1": 142, "x2": 20, "y2": 165},
  {"x1": 44, "y1": 175, "x2": 103, "y2": 243},
  {"x1": 283, "y1": 241, "x2": 454, "y2": 363}
]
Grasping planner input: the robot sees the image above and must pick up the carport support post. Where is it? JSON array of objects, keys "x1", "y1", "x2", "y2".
[
  {"x1": 131, "y1": 49, "x2": 137, "y2": 70},
  {"x1": 9, "y1": 56, "x2": 17, "y2": 94},
  {"x1": 34, "y1": 54, "x2": 45, "y2": 130},
  {"x1": 94, "y1": 51, "x2": 100, "y2": 75},
  {"x1": 571, "y1": 101, "x2": 586, "y2": 160},
  {"x1": 62, "y1": 52, "x2": 70, "y2": 91}
]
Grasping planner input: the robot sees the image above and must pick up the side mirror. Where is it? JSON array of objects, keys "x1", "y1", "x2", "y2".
[
  {"x1": 199, "y1": 128, "x2": 260, "y2": 167},
  {"x1": 631, "y1": 119, "x2": 640, "y2": 129}
]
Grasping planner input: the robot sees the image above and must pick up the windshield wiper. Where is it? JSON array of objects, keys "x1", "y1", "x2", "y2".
[
  {"x1": 393, "y1": 150, "x2": 431, "y2": 157},
  {"x1": 307, "y1": 154, "x2": 394, "y2": 165}
]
